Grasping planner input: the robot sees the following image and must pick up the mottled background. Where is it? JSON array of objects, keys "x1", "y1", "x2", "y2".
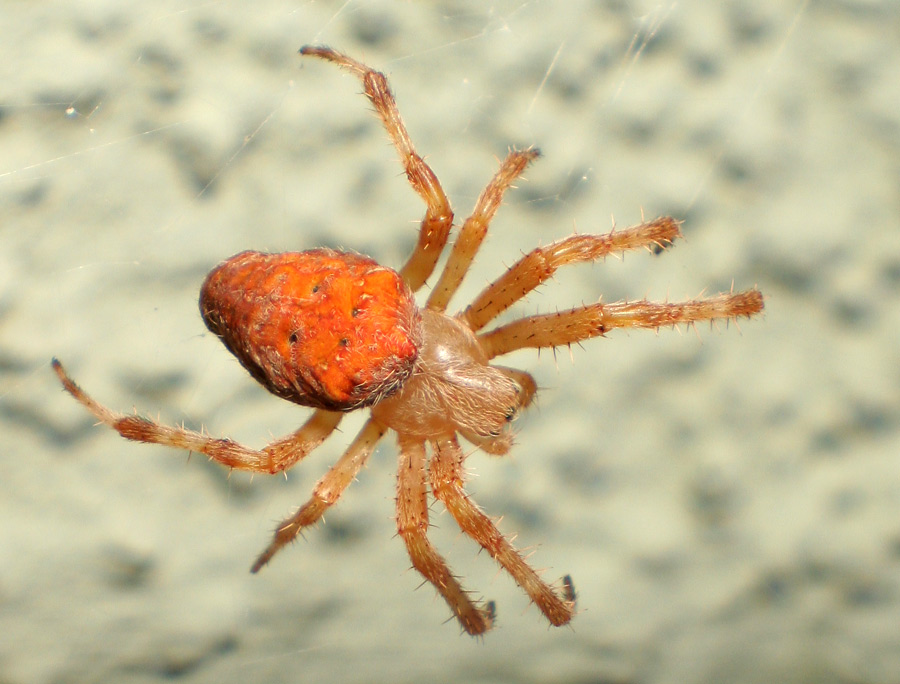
[{"x1": 2, "y1": 1, "x2": 899, "y2": 682}]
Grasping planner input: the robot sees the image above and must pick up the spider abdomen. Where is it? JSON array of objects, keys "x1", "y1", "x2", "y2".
[{"x1": 200, "y1": 249, "x2": 421, "y2": 411}]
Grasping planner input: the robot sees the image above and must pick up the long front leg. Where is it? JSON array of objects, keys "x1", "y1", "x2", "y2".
[
  {"x1": 251, "y1": 418, "x2": 386, "y2": 572},
  {"x1": 426, "y1": 148, "x2": 540, "y2": 313},
  {"x1": 430, "y1": 436, "x2": 576, "y2": 627},
  {"x1": 53, "y1": 359, "x2": 341, "y2": 474},
  {"x1": 300, "y1": 46, "x2": 454, "y2": 292},
  {"x1": 395, "y1": 436, "x2": 494, "y2": 635},
  {"x1": 460, "y1": 216, "x2": 681, "y2": 331},
  {"x1": 478, "y1": 289, "x2": 765, "y2": 359}
]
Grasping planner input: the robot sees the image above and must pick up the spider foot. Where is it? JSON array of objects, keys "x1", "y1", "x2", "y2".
[
  {"x1": 456, "y1": 599, "x2": 496, "y2": 636},
  {"x1": 482, "y1": 600, "x2": 497, "y2": 630}
]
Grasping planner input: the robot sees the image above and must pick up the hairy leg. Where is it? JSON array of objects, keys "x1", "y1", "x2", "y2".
[
  {"x1": 53, "y1": 359, "x2": 341, "y2": 474},
  {"x1": 300, "y1": 46, "x2": 453, "y2": 292},
  {"x1": 395, "y1": 436, "x2": 494, "y2": 635},
  {"x1": 460, "y1": 216, "x2": 681, "y2": 331},
  {"x1": 430, "y1": 436, "x2": 576, "y2": 627},
  {"x1": 426, "y1": 148, "x2": 540, "y2": 312},
  {"x1": 478, "y1": 289, "x2": 765, "y2": 359},
  {"x1": 251, "y1": 418, "x2": 386, "y2": 572}
]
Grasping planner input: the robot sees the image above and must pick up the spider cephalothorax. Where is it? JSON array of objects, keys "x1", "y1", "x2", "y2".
[{"x1": 54, "y1": 46, "x2": 763, "y2": 635}]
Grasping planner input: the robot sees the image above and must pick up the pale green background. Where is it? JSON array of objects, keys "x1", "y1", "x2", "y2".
[{"x1": 2, "y1": 1, "x2": 899, "y2": 682}]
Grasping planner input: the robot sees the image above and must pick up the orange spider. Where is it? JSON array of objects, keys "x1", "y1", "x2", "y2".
[{"x1": 53, "y1": 46, "x2": 763, "y2": 635}]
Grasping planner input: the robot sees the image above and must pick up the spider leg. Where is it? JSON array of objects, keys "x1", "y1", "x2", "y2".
[
  {"x1": 396, "y1": 436, "x2": 494, "y2": 635},
  {"x1": 478, "y1": 289, "x2": 765, "y2": 359},
  {"x1": 430, "y1": 436, "x2": 575, "y2": 627},
  {"x1": 300, "y1": 46, "x2": 453, "y2": 292},
  {"x1": 251, "y1": 418, "x2": 386, "y2": 572},
  {"x1": 52, "y1": 359, "x2": 341, "y2": 474},
  {"x1": 459, "y1": 216, "x2": 681, "y2": 331},
  {"x1": 426, "y1": 148, "x2": 541, "y2": 313}
]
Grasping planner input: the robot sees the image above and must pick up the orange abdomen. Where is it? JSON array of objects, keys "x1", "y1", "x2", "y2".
[{"x1": 200, "y1": 249, "x2": 421, "y2": 411}]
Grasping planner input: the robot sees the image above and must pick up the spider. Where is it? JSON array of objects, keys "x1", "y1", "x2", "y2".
[{"x1": 53, "y1": 46, "x2": 764, "y2": 636}]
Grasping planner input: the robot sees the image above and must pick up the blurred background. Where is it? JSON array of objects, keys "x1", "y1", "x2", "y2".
[{"x1": 2, "y1": 1, "x2": 899, "y2": 682}]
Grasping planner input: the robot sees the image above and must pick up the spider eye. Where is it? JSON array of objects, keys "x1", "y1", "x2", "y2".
[{"x1": 289, "y1": 332, "x2": 299, "y2": 344}]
